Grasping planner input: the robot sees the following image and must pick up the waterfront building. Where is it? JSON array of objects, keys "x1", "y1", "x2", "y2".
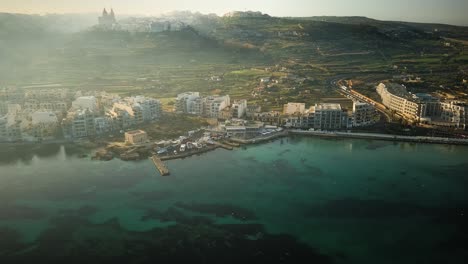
[
  {"x1": 223, "y1": 120, "x2": 264, "y2": 138},
  {"x1": 436, "y1": 101, "x2": 468, "y2": 129},
  {"x1": 125, "y1": 130, "x2": 148, "y2": 145},
  {"x1": 352, "y1": 102, "x2": 379, "y2": 127},
  {"x1": 62, "y1": 109, "x2": 96, "y2": 139},
  {"x1": 252, "y1": 111, "x2": 282, "y2": 125},
  {"x1": 377, "y1": 83, "x2": 422, "y2": 120},
  {"x1": 312, "y1": 104, "x2": 345, "y2": 130},
  {"x1": 377, "y1": 83, "x2": 467, "y2": 129},
  {"x1": 94, "y1": 117, "x2": 111, "y2": 135},
  {"x1": 284, "y1": 111, "x2": 314, "y2": 129},
  {"x1": 29, "y1": 111, "x2": 59, "y2": 140},
  {"x1": 0, "y1": 115, "x2": 22, "y2": 142}
]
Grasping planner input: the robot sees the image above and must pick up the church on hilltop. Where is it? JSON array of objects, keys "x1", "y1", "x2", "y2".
[{"x1": 98, "y1": 8, "x2": 117, "y2": 28}]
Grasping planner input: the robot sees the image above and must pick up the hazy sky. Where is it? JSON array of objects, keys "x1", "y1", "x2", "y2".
[{"x1": 1, "y1": 0, "x2": 467, "y2": 26}]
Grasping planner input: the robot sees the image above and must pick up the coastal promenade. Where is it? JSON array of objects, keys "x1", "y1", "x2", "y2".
[
  {"x1": 229, "y1": 131, "x2": 289, "y2": 144},
  {"x1": 290, "y1": 130, "x2": 468, "y2": 146}
]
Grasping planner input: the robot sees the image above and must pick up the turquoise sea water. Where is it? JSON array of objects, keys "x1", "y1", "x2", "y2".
[{"x1": 1, "y1": 137, "x2": 467, "y2": 263}]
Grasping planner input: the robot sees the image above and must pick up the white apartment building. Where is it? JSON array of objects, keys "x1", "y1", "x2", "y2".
[
  {"x1": 438, "y1": 101, "x2": 467, "y2": 129},
  {"x1": 232, "y1": 99, "x2": 247, "y2": 118},
  {"x1": 377, "y1": 83, "x2": 421, "y2": 120},
  {"x1": 62, "y1": 109, "x2": 96, "y2": 139},
  {"x1": 377, "y1": 83, "x2": 467, "y2": 129},
  {"x1": 127, "y1": 96, "x2": 162, "y2": 121},
  {"x1": 176, "y1": 92, "x2": 203, "y2": 115},
  {"x1": 203, "y1": 95, "x2": 231, "y2": 118}
]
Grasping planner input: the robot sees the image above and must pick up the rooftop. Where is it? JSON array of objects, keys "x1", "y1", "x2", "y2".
[
  {"x1": 126, "y1": 130, "x2": 146, "y2": 135},
  {"x1": 386, "y1": 84, "x2": 413, "y2": 100},
  {"x1": 315, "y1": 103, "x2": 342, "y2": 111}
]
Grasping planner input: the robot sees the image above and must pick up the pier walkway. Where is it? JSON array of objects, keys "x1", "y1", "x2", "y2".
[{"x1": 151, "y1": 155, "x2": 170, "y2": 176}]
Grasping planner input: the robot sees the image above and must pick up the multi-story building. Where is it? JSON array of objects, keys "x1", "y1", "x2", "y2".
[
  {"x1": 0, "y1": 115, "x2": 22, "y2": 142},
  {"x1": 176, "y1": 92, "x2": 232, "y2": 118},
  {"x1": 246, "y1": 105, "x2": 262, "y2": 118},
  {"x1": 62, "y1": 109, "x2": 96, "y2": 139},
  {"x1": 109, "y1": 101, "x2": 144, "y2": 129},
  {"x1": 285, "y1": 111, "x2": 314, "y2": 128},
  {"x1": 29, "y1": 111, "x2": 59, "y2": 140},
  {"x1": 437, "y1": 101, "x2": 467, "y2": 129},
  {"x1": 252, "y1": 111, "x2": 281, "y2": 125},
  {"x1": 312, "y1": 104, "x2": 344, "y2": 130},
  {"x1": 352, "y1": 102, "x2": 379, "y2": 127},
  {"x1": 127, "y1": 96, "x2": 162, "y2": 122},
  {"x1": 94, "y1": 117, "x2": 111, "y2": 135},
  {"x1": 377, "y1": 83, "x2": 467, "y2": 129},
  {"x1": 24, "y1": 100, "x2": 68, "y2": 113},
  {"x1": 176, "y1": 92, "x2": 203, "y2": 115},
  {"x1": 232, "y1": 99, "x2": 248, "y2": 119},
  {"x1": 377, "y1": 83, "x2": 422, "y2": 120},
  {"x1": 203, "y1": 95, "x2": 230, "y2": 118}
]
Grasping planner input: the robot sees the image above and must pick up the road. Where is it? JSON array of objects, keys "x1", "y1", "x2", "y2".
[{"x1": 325, "y1": 74, "x2": 394, "y2": 122}]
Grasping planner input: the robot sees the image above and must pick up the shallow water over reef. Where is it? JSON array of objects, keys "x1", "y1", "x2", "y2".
[{"x1": 1, "y1": 137, "x2": 467, "y2": 263}]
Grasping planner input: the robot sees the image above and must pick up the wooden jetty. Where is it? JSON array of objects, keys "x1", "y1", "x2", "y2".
[{"x1": 151, "y1": 155, "x2": 170, "y2": 176}]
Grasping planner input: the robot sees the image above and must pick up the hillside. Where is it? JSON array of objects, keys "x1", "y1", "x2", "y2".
[{"x1": 1, "y1": 12, "x2": 467, "y2": 107}]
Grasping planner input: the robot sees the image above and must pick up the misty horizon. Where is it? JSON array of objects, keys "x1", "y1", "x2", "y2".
[{"x1": 1, "y1": 0, "x2": 467, "y2": 26}]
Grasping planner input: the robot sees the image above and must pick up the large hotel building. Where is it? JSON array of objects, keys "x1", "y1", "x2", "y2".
[{"x1": 377, "y1": 83, "x2": 467, "y2": 129}]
